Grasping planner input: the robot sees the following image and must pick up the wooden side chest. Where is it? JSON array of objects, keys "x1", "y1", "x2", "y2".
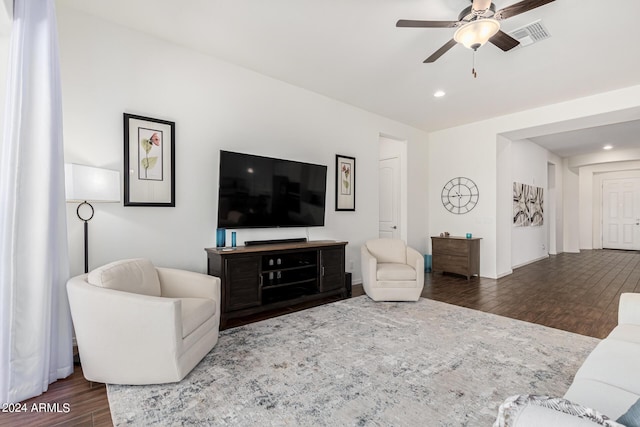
[{"x1": 431, "y1": 236, "x2": 481, "y2": 279}]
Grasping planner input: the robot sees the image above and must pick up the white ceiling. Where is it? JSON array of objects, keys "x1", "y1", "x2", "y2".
[
  {"x1": 57, "y1": 0, "x2": 640, "y2": 157},
  {"x1": 529, "y1": 120, "x2": 640, "y2": 158}
]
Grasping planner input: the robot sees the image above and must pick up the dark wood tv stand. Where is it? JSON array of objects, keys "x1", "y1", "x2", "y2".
[{"x1": 205, "y1": 240, "x2": 348, "y2": 329}]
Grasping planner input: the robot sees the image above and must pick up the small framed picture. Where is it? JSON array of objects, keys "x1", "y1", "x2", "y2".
[
  {"x1": 335, "y1": 154, "x2": 355, "y2": 211},
  {"x1": 123, "y1": 113, "x2": 175, "y2": 206}
]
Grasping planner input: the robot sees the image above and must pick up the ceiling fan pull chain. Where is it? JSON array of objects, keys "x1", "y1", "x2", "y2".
[{"x1": 472, "y1": 50, "x2": 478, "y2": 78}]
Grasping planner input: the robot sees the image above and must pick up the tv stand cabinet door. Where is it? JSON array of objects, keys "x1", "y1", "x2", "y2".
[
  {"x1": 225, "y1": 256, "x2": 261, "y2": 311},
  {"x1": 319, "y1": 247, "x2": 345, "y2": 293}
]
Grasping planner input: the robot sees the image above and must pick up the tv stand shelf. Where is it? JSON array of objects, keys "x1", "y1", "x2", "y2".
[{"x1": 205, "y1": 240, "x2": 347, "y2": 328}]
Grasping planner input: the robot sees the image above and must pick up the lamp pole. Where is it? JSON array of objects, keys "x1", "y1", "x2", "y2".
[{"x1": 76, "y1": 201, "x2": 94, "y2": 274}]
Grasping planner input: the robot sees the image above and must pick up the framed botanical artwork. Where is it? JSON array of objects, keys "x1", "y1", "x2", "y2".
[
  {"x1": 335, "y1": 154, "x2": 355, "y2": 211},
  {"x1": 123, "y1": 113, "x2": 175, "y2": 206}
]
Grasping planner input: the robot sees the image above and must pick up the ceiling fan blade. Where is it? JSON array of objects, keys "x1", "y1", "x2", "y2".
[
  {"x1": 396, "y1": 19, "x2": 460, "y2": 28},
  {"x1": 494, "y1": 0, "x2": 555, "y2": 20},
  {"x1": 489, "y1": 30, "x2": 520, "y2": 51},
  {"x1": 424, "y1": 39, "x2": 457, "y2": 63}
]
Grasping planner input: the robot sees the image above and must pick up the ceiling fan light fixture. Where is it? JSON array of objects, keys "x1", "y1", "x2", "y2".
[{"x1": 454, "y1": 18, "x2": 500, "y2": 50}]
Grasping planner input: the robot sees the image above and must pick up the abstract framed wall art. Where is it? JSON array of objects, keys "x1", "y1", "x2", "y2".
[
  {"x1": 123, "y1": 113, "x2": 175, "y2": 206},
  {"x1": 335, "y1": 154, "x2": 355, "y2": 211},
  {"x1": 528, "y1": 186, "x2": 544, "y2": 226},
  {"x1": 513, "y1": 182, "x2": 530, "y2": 227},
  {"x1": 513, "y1": 182, "x2": 543, "y2": 227}
]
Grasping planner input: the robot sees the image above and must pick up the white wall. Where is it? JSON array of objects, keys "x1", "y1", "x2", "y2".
[
  {"x1": 497, "y1": 138, "x2": 559, "y2": 274},
  {"x1": 562, "y1": 159, "x2": 580, "y2": 253},
  {"x1": 430, "y1": 86, "x2": 640, "y2": 278},
  {"x1": 547, "y1": 152, "x2": 564, "y2": 255},
  {"x1": 56, "y1": 6, "x2": 429, "y2": 279},
  {"x1": 428, "y1": 121, "x2": 498, "y2": 277},
  {"x1": 0, "y1": 34, "x2": 8, "y2": 134},
  {"x1": 496, "y1": 135, "x2": 512, "y2": 277},
  {"x1": 0, "y1": 0, "x2": 10, "y2": 37},
  {"x1": 510, "y1": 140, "x2": 548, "y2": 268}
]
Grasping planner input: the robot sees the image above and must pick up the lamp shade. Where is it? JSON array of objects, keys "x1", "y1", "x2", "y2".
[
  {"x1": 454, "y1": 18, "x2": 500, "y2": 50},
  {"x1": 65, "y1": 163, "x2": 120, "y2": 203}
]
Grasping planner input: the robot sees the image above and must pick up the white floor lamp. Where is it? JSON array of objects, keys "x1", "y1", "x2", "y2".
[{"x1": 65, "y1": 164, "x2": 120, "y2": 273}]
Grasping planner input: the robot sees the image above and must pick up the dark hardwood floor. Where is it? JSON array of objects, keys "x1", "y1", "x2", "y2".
[
  {"x1": 422, "y1": 249, "x2": 640, "y2": 339},
  {"x1": 0, "y1": 365, "x2": 111, "y2": 427},
  {"x1": 3, "y1": 249, "x2": 637, "y2": 426}
]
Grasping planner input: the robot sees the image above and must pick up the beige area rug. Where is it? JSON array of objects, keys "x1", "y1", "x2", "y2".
[{"x1": 107, "y1": 296, "x2": 599, "y2": 426}]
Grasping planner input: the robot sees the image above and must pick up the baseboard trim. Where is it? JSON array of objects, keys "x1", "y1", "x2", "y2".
[
  {"x1": 512, "y1": 255, "x2": 549, "y2": 270},
  {"x1": 496, "y1": 270, "x2": 513, "y2": 279}
]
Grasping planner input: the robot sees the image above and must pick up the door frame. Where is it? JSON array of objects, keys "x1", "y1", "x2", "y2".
[
  {"x1": 378, "y1": 134, "x2": 407, "y2": 242},
  {"x1": 594, "y1": 170, "x2": 640, "y2": 249},
  {"x1": 601, "y1": 176, "x2": 640, "y2": 250},
  {"x1": 378, "y1": 157, "x2": 401, "y2": 239}
]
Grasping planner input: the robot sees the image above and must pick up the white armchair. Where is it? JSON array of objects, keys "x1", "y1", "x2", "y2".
[
  {"x1": 67, "y1": 258, "x2": 220, "y2": 385},
  {"x1": 361, "y1": 238, "x2": 424, "y2": 301}
]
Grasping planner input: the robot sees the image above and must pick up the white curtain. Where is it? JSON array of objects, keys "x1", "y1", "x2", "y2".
[{"x1": 0, "y1": 0, "x2": 73, "y2": 404}]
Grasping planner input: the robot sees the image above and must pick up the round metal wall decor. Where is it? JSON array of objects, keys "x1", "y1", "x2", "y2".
[{"x1": 441, "y1": 177, "x2": 479, "y2": 214}]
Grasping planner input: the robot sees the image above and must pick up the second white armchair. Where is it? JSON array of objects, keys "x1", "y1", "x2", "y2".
[{"x1": 361, "y1": 238, "x2": 424, "y2": 301}]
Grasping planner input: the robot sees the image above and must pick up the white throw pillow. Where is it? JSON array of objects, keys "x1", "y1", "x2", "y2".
[
  {"x1": 494, "y1": 395, "x2": 624, "y2": 427},
  {"x1": 87, "y1": 258, "x2": 161, "y2": 297}
]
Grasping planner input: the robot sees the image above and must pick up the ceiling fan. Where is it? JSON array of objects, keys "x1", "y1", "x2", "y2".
[{"x1": 396, "y1": 0, "x2": 555, "y2": 63}]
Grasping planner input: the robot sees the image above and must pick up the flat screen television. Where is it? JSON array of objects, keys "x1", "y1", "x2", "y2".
[{"x1": 217, "y1": 150, "x2": 327, "y2": 228}]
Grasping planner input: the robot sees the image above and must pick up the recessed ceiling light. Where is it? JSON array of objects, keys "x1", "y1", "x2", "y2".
[
  {"x1": 433, "y1": 90, "x2": 446, "y2": 98},
  {"x1": 603, "y1": 145, "x2": 613, "y2": 150}
]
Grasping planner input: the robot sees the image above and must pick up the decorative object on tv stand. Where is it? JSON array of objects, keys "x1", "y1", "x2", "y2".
[
  {"x1": 123, "y1": 113, "x2": 175, "y2": 207},
  {"x1": 441, "y1": 177, "x2": 479, "y2": 214},
  {"x1": 65, "y1": 163, "x2": 120, "y2": 273},
  {"x1": 335, "y1": 154, "x2": 356, "y2": 211},
  {"x1": 216, "y1": 228, "x2": 226, "y2": 248}
]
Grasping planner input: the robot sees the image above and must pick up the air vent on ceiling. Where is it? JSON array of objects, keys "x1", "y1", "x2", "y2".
[{"x1": 509, "y1": 20, "x2": 551, "y2": 48}]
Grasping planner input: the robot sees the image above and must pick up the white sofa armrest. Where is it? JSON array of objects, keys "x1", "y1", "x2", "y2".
[
  {"x1": 361, "y1": 245, "x2": 377, "y2": 287},
  {"x1": 157, "y1": 268, "x2": 221, "y2": 324},
  {"x1": 406, "y1": 247, "x2": 425, "y2": 288},
  {"x1": 619, "y1": 293, "x2": 640, "y2": 326},
  {"x1": 67, "y1": 276, "x2": 183, "y2": 382}
]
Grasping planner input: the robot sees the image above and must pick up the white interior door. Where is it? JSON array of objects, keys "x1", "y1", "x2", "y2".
[
  {"x1": 602, "y1": 178, "x2": 640, "y2": 250},
  {"x1": 379, "y1": 157, "x2": 400, "y2": 239}
]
